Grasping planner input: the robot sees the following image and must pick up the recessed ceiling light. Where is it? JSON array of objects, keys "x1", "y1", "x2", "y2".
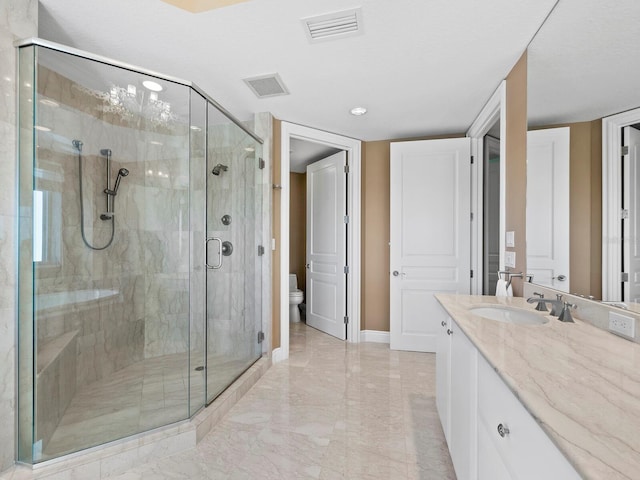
[
  {"x1": 350, "y1": 106, "x2": 367, "y2": 116},
  {"x1": 190, "y1": 126, "x2": 202, "y2": 131},
  {"x1": 142, "y1": 80, "x2": 163, "y2": 92},
  {"x1": 34, "y1": 125, "x2": 51, "y2": 132},
  {"x1": 244, "y1": 147, "x2": 255, "y2": 152},
  {"x1": 39, "y1": 99, "x2": 59, "y2": 107}
]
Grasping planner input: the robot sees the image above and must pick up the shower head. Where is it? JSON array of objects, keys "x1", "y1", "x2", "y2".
[
  {"x1": 105, "y1": 168, "x2": 129, "y2": 196},
  {"x1": 212, "y1": 164, "x2": 228, "y2": 176},
  {"x1": 100, "y1": 149, "x2": 112, "y2": 157}
]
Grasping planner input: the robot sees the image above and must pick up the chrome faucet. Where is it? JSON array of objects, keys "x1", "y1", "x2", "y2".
[
  {"x1": 550, "y1": 294, "x2": 563, "y2": 316},
  {"x1": 528, "y1": 292, "x2": 548, "y2": 312},
  {"x1": 526, "y1": 295, "x2": 576, "y2": 323},
  {"x1": 558, "y1": 302, "x2": 576, "y2": 323}
]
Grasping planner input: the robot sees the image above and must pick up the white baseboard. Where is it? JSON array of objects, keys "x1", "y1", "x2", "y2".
[
  {"x1": 271, "y1": 347, "x2": 286, "y2": 363},
  {"x1": 360, "y1": 330, "x2": 390, "y2": 344}
]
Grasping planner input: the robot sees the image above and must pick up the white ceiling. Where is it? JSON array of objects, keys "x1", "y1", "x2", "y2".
[
  {"x1": 38, "y1": 0, "x2": 558, "y2": 141},
  {"x1": 528, "y1": 0, "x2": 640, "y2": 126}
]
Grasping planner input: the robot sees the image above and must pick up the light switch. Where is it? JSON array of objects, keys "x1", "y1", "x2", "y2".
[
  {"x1": 506, "y1": 231, "x2": 515, "y2": 248},
  {"x1": 505, "y1": 251, "x2": 516, "y2": 268}
]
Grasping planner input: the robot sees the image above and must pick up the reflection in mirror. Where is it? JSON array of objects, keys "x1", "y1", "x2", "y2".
[
  {"x1": 527, "y1": 0, "x2": 640, "y2": 303},
  {"x1": 483, "y1": 127, "x2": 500, "y2": 295},
  {"x1": 526, "y1": 127, "x2": 569, "y2": 292}
]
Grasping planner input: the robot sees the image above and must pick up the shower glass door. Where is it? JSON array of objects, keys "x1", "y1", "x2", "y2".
[
  {"x1": 205, "y1": 105, "x2": 263, "y2": 403},
  {"x1": 17, "y1": 41, "x2": 264, "y2": 464}
]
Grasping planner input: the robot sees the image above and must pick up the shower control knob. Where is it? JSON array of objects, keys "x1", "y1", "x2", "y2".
[{"x1": 221, "y1": 241, "x2": 233, "y2": 256}]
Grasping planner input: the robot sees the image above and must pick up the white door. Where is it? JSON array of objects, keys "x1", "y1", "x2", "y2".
[
  {"x1": 306, "y1": 151, "x2": 347, "y2": 340},
  {"x1": 390, "y1": 138, "x2": 471, "y2": 352},
  {"x1": 623, "y1": 126, "x2": 640, "y2": 302},
  {"x1": 526, "y1": 127, "x2": 570, "y2": 291}
]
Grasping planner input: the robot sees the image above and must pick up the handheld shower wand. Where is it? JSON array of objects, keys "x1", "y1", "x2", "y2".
[{"x1": 105, "y1": 168, "x2": 130, "y2": 196}]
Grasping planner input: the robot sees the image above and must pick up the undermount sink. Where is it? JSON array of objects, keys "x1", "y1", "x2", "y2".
[{"x1": 469, "y1": 305, "x2": 549, "y2": 325}]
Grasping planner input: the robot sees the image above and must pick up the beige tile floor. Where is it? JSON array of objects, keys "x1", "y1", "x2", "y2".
[{"x1": 108, "y1": 323, "x2": 456, "y2": 479}]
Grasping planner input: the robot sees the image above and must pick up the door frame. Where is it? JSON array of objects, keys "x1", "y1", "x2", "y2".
[
  {"x1": 467, "y1": 81, "x2": 507, "y2": 294},
  {"x1": 273, "y1": 122, "x2": 362, "y2": 362},
  {"x1": 603, "y1": 107, "x2": 640, "y2": 300}
]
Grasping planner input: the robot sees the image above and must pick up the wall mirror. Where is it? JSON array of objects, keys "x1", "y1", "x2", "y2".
[{"x1": 526, "y1": 0, "x2": 640, "y2": 307}]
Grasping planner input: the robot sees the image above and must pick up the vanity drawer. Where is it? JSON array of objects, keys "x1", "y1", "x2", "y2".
[{"x1": 477, "y1": 355, "x2": 580, "y2": 480}]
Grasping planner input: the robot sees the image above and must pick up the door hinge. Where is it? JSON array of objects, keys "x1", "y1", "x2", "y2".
[
  {"x1": 344, "y1": 164, "x2": 350, "y2": 174},
  {"x1": 621, "y1": 272, "x2": 629, "y2": 282},
  {"x1": 344, "y1": 316, "x2": 349, "y2": 324},
  {"x1": 344, "y1": 265, "x2": 350, "y2": 274},
  {"x1": 258, "y1": 245, "x2": 265, "y2": 256},
  {"x1": 471, "y1": 155, "x2": 474, "y2": 164},
  {"x1": 621, "y1": 209, "x2": 629, "y2": 220},
  {"x1": 258, "y1": 157, "x2": 265, "y2": 169},
  {"x1": 344, "y1": 215, "x2": 349, "y2": 224},
  {"x1": 471, "y1": 270, "x2": 474, "y2": 278},
  {"x1": 257, "y1": 331, "x2": 265, "y2": 343},
  {"x1": 622, "y1": 146, "x2": 630, "y2": 156}
]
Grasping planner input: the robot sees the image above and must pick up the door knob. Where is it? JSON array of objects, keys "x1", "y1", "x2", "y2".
[
  {"x1": 552, "y1": 274, "x2": 567, "y2": 282},
  {"x1": 305, "y1": 263, "x2": 310, "y2": 269},
  {"x1": 393, "y1": 270, "x2": 399, "y2": 276}
]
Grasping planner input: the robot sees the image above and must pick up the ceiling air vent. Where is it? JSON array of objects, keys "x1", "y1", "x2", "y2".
[
  {"x1": 302, "y1": 8, "x2": 363, "y2": 43},
  {"x1": 243, "y1": 73, "x2": 289, "y2": 98}
]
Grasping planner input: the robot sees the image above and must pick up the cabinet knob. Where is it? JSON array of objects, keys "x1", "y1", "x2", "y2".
[
  {"x1": 446, "y1": 329, "x2": 453, "y2": 336},
  {"x1": 497, "y1": 423, "x2": 510, "y2": 438},
  {"x1": 441, "y1": 321, "x2": 446, "y2": 327}
]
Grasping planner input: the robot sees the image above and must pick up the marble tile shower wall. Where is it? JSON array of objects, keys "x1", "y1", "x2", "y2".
[
  {"x1": 0, "y1": 0, "x2": 37, "y2": 472},
  {"x1": 32, "y1": 64, "x2": 192, "y2": 406},
  {"x1": 206, "y1": 123, "x2": 259, "y2": 361}
]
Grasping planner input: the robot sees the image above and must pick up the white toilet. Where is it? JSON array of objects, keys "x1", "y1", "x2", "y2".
[{"x1": 289, "y1": 274, "x2": 304, "y2": 323}]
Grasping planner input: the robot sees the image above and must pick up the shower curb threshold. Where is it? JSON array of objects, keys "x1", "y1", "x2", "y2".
[{"x1": 0, "y1": 355, "x2": 271, "y2": 480}]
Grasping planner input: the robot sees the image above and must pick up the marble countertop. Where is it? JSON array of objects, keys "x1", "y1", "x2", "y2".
[{"x1": 435, "y1": 294, "x2": 640, "y2": 480}]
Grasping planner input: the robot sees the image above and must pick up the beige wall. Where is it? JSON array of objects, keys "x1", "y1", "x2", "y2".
[
  {"x1": 289, "y1": 173, "x2": 307, "y2": 294},
  {"x1": 271, "y1": 119, "x2": 281, "y2": 350},
  {"x1": 274, "y1": 52, "x2": 531, "y2": 338},
  {"x1": 531, "y1": 120, "x2": 602, "y2": 298},
  {"x1": 505, "y1": 51, "x2": 528, "y2": 297},
  {"x1": 361, "y1": 141, "x2": 391, "y2": 332}
]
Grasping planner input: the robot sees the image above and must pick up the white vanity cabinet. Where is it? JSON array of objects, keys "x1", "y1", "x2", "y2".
[
  {"x1": 436, "y1": 317, "x2": 581, "y2": 480},
  {"x1": 476, "y1": 355, "x2": 581, "y2": 480},
  {"x1": 436, "y1": 316, "x2": 451, "y2": 442},
  {"x1": 436, "y1": 317, "x2": 478, "y2": 480}
]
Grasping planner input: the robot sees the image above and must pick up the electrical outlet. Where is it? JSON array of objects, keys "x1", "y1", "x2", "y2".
[
  {"x1": 609, "y1": 311, "x2": 636, "y2": 339},
  {"x1": 504, "y1": 251, "x2": 516, "y2": 268}
]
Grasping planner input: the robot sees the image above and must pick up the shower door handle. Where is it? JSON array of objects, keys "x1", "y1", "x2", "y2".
[{"x1": 205, "y1": 237, "x2": 223, "y2": 269}]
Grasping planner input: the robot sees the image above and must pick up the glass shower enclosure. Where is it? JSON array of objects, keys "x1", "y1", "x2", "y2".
[{"x1": 16, "y1": 40, "x2": 264, "y2": 463}]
